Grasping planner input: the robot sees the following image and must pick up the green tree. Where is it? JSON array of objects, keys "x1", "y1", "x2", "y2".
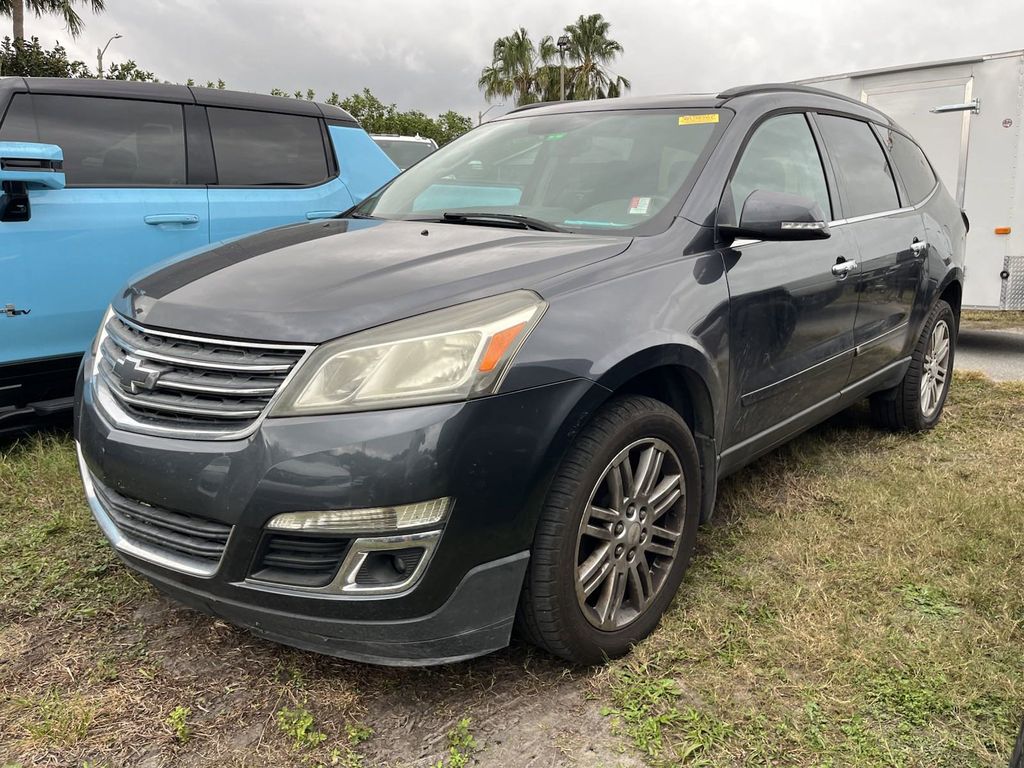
[
  {"x1": 434, "y1": 110, "x2": 474, "y2": 145},
  {"x1": 0, "y1": 0, "x2": 105, "y2": 42},
  {"x1": 0, "y1": 34, "x2": 88, "y2": 76},
  {"x1": 339, "y1": 87, "x2": 397, "y2": 133},
  {"x1": 477, "y1": 27, "x2": 555, "y2": 107},
  {"x1": 105, "y1": 59, "x2": 154, "y2": 81},
  {"x1": 261, "y1": 86, "x2": 472, "y2": 146},
  {"x1": 562, "y1": 13, "x2": 630, "y2": 100},
  {"x1": 479, "y1": 14, "x2": 630, "y2": 105}
]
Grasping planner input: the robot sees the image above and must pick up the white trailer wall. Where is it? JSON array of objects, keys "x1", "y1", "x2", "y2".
[{"x1": 799, "y1": 52, "x2": 1024, "y2": 309}]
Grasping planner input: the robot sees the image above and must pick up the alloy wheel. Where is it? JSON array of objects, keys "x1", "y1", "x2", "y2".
[
  {"x1": 574, "y1": 438, "x2": 686, "y2": 631},
  {"x1": 920, "y1": 319, "x2": 951, "y2": 418}
]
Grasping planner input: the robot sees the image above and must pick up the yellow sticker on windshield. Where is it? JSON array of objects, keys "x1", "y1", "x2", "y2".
[{"x1": 679, "y1": 114, "x2": 720, "y2": 125}]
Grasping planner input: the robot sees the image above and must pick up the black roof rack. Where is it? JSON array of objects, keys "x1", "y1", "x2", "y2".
[
  {"x1": 717, "y1": 82, "x2": 889, "y2": 118},
  {"x1": 507, "y1": 100, "x2": 566, "y2": 114}
]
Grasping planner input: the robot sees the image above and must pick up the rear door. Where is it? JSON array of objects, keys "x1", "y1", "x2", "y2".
[
  {"x1": 813, "y1": 114, "x2": 928, "y2": 384},
  {"x1": 205, "y1": 107, "x2": 355, "y2": 242},
  {"x1": 722, "y1": 112, "x2": 861, "y2": 448},
  {"x1": 0, "y1": 93, "x2": 208, "y2": 367}
]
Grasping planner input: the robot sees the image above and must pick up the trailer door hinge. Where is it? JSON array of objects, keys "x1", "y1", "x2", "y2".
[{"x1": 3, "y1": 304, "x2": 30, "y2": 317}]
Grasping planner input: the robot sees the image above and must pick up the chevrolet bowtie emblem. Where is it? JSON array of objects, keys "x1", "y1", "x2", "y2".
[{"x1": 112, "y1": 354, "x2": 163, "y2": 394}]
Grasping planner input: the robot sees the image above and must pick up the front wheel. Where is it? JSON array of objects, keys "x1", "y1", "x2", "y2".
[
  {"x1": 871, "y1": 300, "x2": 957, "y2": 432},
  {"x1": 517, "y1": 395, "x2": 701, "y2": 664}
]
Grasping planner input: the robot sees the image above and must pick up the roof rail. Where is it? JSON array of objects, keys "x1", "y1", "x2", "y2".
[
  {"x1": 717, "y1": 82, "x2": 889, "y2": 118},
  {"x1": 507, "y1": 100, "x2": 566, "y2": 114}
]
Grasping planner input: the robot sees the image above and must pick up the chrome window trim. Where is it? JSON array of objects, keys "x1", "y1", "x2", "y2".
[
  {"x1": 730, "y1": 183, "x2": 938, "y2": 248},
  {"x1": 77, "y1": 442, "x2": 232, "y2": 578},
  {"x1": 829, "y1": 205, "x2": 915, "y2": 228},
  {"x1": 93, "y1": 312, "x2": 315, "y2": 442},
  {"x1": 242, "y1": 530, "x2": 441, "y2": 599}
]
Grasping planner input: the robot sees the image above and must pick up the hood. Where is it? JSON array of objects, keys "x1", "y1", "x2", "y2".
[{"x1": 116, "y1": 218, "x2": 632, "y2": 343}]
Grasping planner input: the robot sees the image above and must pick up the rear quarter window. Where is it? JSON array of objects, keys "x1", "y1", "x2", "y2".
[
  {"x1": 207, "y1": 108, "x2": 330, "y2": 186},
  {"x1": 0, "y1": 93, "x2": 186, "y2": 186},
  {"x1": 882, "y1": 129, "x2": 938, "y2": 204}
]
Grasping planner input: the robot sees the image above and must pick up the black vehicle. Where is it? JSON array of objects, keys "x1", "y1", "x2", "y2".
[{"x1": 75, "y1": 84, "x2": 966, "y2": 666}]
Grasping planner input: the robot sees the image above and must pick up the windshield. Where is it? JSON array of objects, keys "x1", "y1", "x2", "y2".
[
  {"x1": 373, "y1": 138, "x2": 437, "y2": 170},
  {"x1": 357, "y1": 109, "x2": 725, "y2": 234}
]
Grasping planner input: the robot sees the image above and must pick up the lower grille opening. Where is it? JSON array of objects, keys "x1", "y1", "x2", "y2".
[
  {"x1": 251, "y1": 533, "x2": 351, "y2": 588},
  {"x1": 91, "y1": 477, "x2": 232, "y2": 568}
]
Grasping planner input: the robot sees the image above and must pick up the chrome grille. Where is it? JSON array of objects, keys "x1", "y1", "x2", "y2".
[{"x1": 96, "y1": 313, "x2": 309, "y2": 437}]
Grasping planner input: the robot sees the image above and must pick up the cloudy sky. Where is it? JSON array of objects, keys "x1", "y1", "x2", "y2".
[{"x1": 15, "y1": 0, "x2": 1023, "y2": 119}]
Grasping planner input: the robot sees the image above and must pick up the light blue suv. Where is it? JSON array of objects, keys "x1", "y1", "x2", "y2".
[{"x1": 0, "y1": 77, "x2": 398, "y2": 429}]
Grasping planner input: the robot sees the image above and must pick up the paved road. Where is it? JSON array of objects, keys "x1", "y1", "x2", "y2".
[{"x1": 956, "y1": 326, "x2": 1024, "y2": 381}]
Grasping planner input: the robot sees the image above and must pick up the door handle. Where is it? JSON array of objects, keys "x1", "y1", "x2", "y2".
[
  {"x1": 910, "y1": 239, "x2": 928, "y2": 257},
  {"x1": 831, "y1": 259, "x2": 858, "y2": 278},
  {"x1": 305, "y1": 210, "x2": 343, "y2": 220},
  {"x1": 144, "y1": 214, "x2": 200, "y2": 226}
]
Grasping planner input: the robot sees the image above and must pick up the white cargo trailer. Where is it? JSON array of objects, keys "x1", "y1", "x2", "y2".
[{"x1": 798, "y1": 50, "x2": 1024, "y2": 309}]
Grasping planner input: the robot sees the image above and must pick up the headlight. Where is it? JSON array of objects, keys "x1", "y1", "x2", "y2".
[
  {"x1": 89, "y1": 306, "x2": 114, "y2": 378},
  {"x1": 271, "y1": 290, "x2": 546, "y2": 416}
]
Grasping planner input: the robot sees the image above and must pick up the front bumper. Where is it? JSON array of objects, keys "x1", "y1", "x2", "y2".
[{"x1": 76, "y1": 365, "x2": 604, "y2": 664}]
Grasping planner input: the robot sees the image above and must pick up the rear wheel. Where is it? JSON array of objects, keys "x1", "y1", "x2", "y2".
[
  {"x1": 517, "y1": 395, "x2": 701, "y2": 664},
  {"x1": 871, "y1": 300, "x2": 956, "y2": 432}
]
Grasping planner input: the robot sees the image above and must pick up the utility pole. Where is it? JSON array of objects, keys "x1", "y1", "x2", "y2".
[
  {"x1": 96, "y1": 33, "x2": 122, "y2": 79},
  {"x1": 557, "y1": 35, "x2": 571, "y2": 101}
]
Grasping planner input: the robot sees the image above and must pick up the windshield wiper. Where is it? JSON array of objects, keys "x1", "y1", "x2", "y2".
[{"x1": 440, "y1": 211, "x2": 565, "y2": 233}]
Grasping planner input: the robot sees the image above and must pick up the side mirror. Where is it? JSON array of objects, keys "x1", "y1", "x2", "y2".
[
  {"x1": 0, "y1": 141, "x2": 65, "y2": 190},
  {"x1": 719, "y1": 189, "x2": 829, "y2": 241}
]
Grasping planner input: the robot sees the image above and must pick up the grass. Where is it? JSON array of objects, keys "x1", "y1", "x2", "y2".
[
  {"x1": 597, "y1": 372, "x2": 1024, "y2": 766},
  {"x1": 962, "y1": 309, "x2": 1024, "y2": 330},
  {"x1": 0, "y1": 372, "x2": 1021, "y2": 766}
]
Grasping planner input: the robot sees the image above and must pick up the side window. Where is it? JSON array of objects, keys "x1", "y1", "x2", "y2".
[
  {"x1": 815, "y1": 114, "x2": 899, "y2": 217},
  {"x1": 883, "y1": 130, "x2": 937, "y2": 204},
  {"x1": 0, "y1": 94, "x2": 186, "y2": 186},
  {"x1": 207, "y1": 108, "x2": 329, "y2": 186},
  {"x1": 730, "y1": 113, "x2": 831, "y2": 219}
]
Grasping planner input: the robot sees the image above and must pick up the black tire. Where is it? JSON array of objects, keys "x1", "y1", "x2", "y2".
[
  {"x1": 870, "y1": 299, "x2": 957, "y2": 432},
  {"x1": 517, "y1": 395, "x2": 702, "y2": 664},
  {"x1": 1011, "y1": 718, "x2": 1024, "y2": 768}
]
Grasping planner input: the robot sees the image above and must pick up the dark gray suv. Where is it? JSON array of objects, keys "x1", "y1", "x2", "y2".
[{"x1": 75, "y1": 84, "x2": 966, "y2": 666}]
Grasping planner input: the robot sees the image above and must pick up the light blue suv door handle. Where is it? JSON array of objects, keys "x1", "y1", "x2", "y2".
[
  {"x1": 305, "y1": 210, "x2": 344, "y2": 220},
  {"x1": 144, "y1": 214, "x2": 200, "y2": 226}
]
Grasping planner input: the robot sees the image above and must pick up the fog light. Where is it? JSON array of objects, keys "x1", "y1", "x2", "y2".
[{"x1": 265, "y1": 497, "x2": 452, "y2": 534}]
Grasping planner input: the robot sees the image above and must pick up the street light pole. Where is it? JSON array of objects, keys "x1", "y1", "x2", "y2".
[
  {"x1": 96, "y1": 33, "x2": 122, "y2": 79},
  {"x1": 557, "y1": 35, "x2": 570, "y2": 101},
  {"x1": 478, "y1": 103, "x2": 505, "y2": 125}
]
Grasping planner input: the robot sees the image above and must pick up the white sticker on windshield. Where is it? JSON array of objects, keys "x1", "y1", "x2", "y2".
[{"x1": 628, "y1": 196, "x2": 651, "y2": 215}]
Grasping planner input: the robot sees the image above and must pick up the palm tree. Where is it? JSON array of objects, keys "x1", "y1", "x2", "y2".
[
  {"x1": 1, "y1": 0, "x2": 106, "y2": 42},
  {"x1": 478, "y1": 27, "x2": 556, "y2": 107},
  {"x1": 561, "y1": 13, "x2": 630, "y2": 101}
]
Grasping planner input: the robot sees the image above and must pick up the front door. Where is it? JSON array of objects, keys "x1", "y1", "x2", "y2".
[
  {"x1": 0, "y1": 93, "x2": 209, "y2": 371},
  {"x1": 721, "y1": 113, "x2": 861, "y2": 448}
]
